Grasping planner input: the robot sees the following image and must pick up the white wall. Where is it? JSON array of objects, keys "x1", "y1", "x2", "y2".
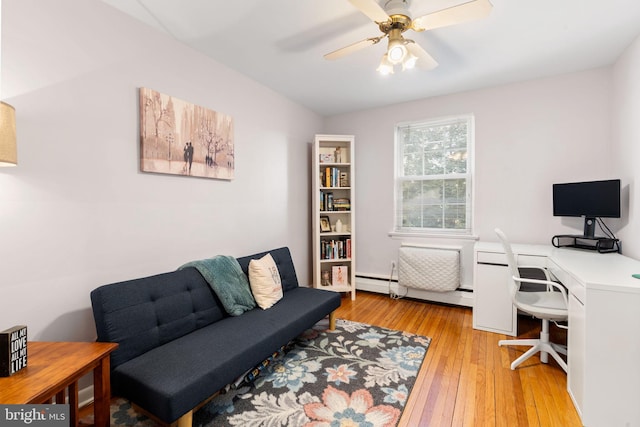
[
  {"x1": 0, "y1": 0, "x2": 322, "y2": 341},
  {"x1": 2, "y1": 0, "x2": 636, "y2": 342},
  {"x1": 324, "y1": 69, "x2": 614, "y2": 280},
  {"x1": 612, "y1": 34, "x2": 640, "y2": 259}
]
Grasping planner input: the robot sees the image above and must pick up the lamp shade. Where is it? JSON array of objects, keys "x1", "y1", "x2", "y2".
[
  {"x1": 377, "y1": 54, "x2": 394, "y2": 75},
  {"x1": 387, "y1": 39, "x2": 407, "y2": 64},
  {"x1": 0, "y1": 102, "x2": 17, "y2": 166}
]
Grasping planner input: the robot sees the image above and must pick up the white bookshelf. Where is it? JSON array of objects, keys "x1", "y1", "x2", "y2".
[{"x1": 312, "y1": 134, "x2": 356, "y2": 300}]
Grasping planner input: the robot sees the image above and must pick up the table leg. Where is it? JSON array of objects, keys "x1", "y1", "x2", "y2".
[
  {"x1": 92, "y1": 356, "x2": 112, "y2": 427},
  {"x1": 68, "y1": 382, "x2": 79, "y2": 427}
]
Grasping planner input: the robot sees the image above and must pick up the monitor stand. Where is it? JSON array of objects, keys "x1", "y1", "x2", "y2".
[
  {"x1": 583, "y1": 216, "x2": 596, "y2": 239},
  {"x1": 551, "y1": 233, "x2": 620, "y2": 253}
]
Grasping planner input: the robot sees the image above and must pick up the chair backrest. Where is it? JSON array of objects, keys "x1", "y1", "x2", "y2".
[{"x1": 495, "y1": 228, "x2": 521, "y2": 302}]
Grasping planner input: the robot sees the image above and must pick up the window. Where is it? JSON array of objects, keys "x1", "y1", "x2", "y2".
[{"x1": 394, "y1": 114, "x2": 473, "y2": 234}]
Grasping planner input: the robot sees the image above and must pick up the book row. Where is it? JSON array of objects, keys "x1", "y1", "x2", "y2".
[
  {"x1": 321, "y1": 167, "x2": 349, "y2": 188},
  {"x1": 320, "y1": 238, "x2": 352, "y2": 260},
  {"x1": 320, "y1": 191, "x2": 351, "y2": 212}
]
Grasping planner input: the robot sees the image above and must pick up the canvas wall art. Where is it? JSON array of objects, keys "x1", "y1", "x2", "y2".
[{"x1": 139, "y1": 87, "x2": 234, "y2": 180}]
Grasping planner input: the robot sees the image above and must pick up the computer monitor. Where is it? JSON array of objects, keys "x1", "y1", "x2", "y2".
[{"x1": 552, "y1": 179, "x2": 620, "y2": 238}]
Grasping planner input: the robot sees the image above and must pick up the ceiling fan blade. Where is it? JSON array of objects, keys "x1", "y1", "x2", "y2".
[
  {"x1": 324, "y1": 37, "x2": 382, "y2": 60},
  {"x1": 348, "y1": 0, "x2": 390, "y2": 23},
  {"x1": 406, "y1": 42, "x2": 438, "y2": 70},
  {"x1": 412, "y1": 0, "x2": 492, "y2": 31}
]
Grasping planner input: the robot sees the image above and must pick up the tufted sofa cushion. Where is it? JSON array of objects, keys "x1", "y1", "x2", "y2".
[
  {"x1": 91, "y1": 267, "x2": 226, "y2": 369},
  {"x1": 90, "y1": 247, "x2": 301, "y2": 369}
]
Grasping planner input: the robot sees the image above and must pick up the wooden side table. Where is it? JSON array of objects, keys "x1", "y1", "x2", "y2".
[{"x1": 0, "y1": 341, "x2": 118, "y2": 427}]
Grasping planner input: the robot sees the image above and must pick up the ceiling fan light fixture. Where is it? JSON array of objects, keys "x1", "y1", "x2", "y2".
[
  {"x1": 402, "y1": 51, "x2": 418, "y2": 70},
  {"x1": 377, "y1": 54, "x2": 395, "y2": 75},
  {"x1": 327, "y1": 0, "x2": 492, "y2": 75},
  {"x1": 387, "y1": 38, "x2": 407, "y2": 64}
]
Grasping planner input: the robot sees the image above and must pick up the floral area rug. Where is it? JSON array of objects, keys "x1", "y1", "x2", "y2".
[{"x1": 105, "y1": 319, "x2": 431, "y2": 427}]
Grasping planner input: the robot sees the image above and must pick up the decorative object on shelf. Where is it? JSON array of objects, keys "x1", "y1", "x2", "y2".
[
  {"x1": 321, "y1": 270, "x2": 331, "y2": 286},
  {"x1": 332, "y1": 265, "x2": 349, "y2": 287},
  {"x1": 319, "y1": 153, "x2": 334, "y2": 163},
  {"x1": 0, "y1": 102, "x2": 17, "y2": 167},
  {"x1": 335, "y1": 219, "x2": 343, "y2": 233},
  {"x1": 320, "y1": 216, "x2": 331, "y2": 232},
  {"x1": 334, "y1": 147, "x2": 342, "y2": 163},
  {"x1": 139, "y1": 87, "x2": 234, "y2": 180},
  {"x1": 0, "y1": 325, "x2": 27, "y2": 376}
]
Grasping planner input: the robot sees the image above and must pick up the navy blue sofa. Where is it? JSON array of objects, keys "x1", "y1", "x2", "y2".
[{"x1": 90, "y1": 247, "x2": 341, "y2": 426}]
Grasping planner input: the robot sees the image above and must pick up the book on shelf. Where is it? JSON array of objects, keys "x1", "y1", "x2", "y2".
[
  {"x1": 319, "y1": 191, "x2": 334, "y2": 212},
  {"x1": 320, "y1": 238, "x2": 351, "y2": 260},
  {"x1": 322, "y1": 167, "x2": 348, "y2": 188},
  {"x1": 333, "y1": 198, "x2": 350, "y2": 211},
  {"x1": 320, "y1": 193, "x2": 349, "y2": 212},
  {"x1": 340, "y1": 171, "x2": 349, "y2": 187}
]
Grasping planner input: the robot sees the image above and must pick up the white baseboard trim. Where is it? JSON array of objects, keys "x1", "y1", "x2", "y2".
[
  {"x1": 355, "y1": 275, "x2": 474, "y2": 307},
  {"x1": 79, "y1": 385, "x2": 95, "y2": 409}
]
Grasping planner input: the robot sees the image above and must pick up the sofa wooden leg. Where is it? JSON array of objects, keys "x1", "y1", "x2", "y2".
[
  {"x1": 329, "y1": 311, "x2": 336, "y2": 330},
  {"x1": 177, "y1": 410, "x2": 193, "y2": 427}
]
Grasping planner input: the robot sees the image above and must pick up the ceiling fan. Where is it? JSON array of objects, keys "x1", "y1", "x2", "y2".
[{"x1": 324, "y1": 0, "x2": 493, "y2": 74}]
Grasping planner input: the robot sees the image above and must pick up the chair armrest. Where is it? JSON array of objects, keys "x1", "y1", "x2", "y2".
[{"x1": 513, "y1": 276, "x2": 568, "y2": 307}]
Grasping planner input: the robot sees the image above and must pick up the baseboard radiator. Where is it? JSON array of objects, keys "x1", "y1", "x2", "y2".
[{"x1": 355, "y1": 244, "x2": 472, "y2": 307}]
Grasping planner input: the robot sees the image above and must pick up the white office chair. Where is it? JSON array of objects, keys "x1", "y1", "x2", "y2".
[{"x1": 495, "y1": 228, "x2": 569, "y2": 372}]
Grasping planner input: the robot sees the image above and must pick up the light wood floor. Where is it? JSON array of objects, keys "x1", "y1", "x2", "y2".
[
  {"x1": 334, "y1": 291, "x2": 582, "y2": 427},
  {"x1": 81, "y1": 291, "x2": 581, "y2": 426}
]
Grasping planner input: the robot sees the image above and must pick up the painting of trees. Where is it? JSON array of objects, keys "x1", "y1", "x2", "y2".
[{"x1": 139, "y1": 87, "x2": 234, "y2": 180}]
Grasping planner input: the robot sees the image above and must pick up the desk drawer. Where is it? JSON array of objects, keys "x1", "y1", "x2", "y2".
[{"x1": 476, "y1": 252, "x2": 547, "y2": 268}]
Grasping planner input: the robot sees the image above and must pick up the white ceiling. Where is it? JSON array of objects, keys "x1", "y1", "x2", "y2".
[{"x1": 100, "y1": 0, "x2": 640, "y2": 116}]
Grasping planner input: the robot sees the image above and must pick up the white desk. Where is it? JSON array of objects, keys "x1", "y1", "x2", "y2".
[{"x1": 473, "y1": 242, "x2": 640, "y2": 427}]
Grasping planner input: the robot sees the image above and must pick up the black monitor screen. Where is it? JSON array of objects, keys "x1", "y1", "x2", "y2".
[{"x1": 553, "y1": 179, "x2": 621, "y2": 218}]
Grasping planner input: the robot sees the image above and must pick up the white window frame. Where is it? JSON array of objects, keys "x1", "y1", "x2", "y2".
[{"x1": 393, "y1": 114, "x2": 474, "y2": 236}]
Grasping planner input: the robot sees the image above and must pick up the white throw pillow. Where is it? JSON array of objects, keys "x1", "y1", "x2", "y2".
[{"x1": 248, "y1": 253, "x2": 284, "y2": 309}]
